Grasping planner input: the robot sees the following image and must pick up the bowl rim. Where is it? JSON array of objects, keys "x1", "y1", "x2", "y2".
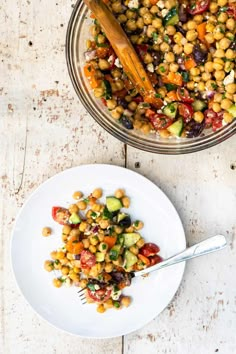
[{"x1": 65, "y1": 0, "x2": 236, "y2": 155}]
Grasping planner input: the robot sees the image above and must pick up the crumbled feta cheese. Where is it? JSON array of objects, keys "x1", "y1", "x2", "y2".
[
  {"x1": 181, "y1": 38, "x2": 187, "y2": 45},
  {"x1": 147, "y1": 63, "x2": 154, "y2": 73},
  {"x1": 128, "y1": 0, "x2": 139, "y2": 9},
  {"x1": 94, "y1": 284, "x2": 100, "y2": 290},
  {"x1": 108, "y1": 55, "x2": 113, "y2": 64},
  {"x1": 223, "y1": 70, "x2": 235, "y2": 86},
  {"x1": 157, "y1": 0, "x2": 165, "y2": 9},
  {"x1": 161, "y1": 9, "x2": 169, "y2": 17},
  {"x1": 114, "y1": 58, "x2": 122, "y2": 68},
  {"x1": 222, "y1": 119, "x2": 228, "y2": 126},
  {"x1": 65, "y1": 278, "x2": 72, "y2": 287}
]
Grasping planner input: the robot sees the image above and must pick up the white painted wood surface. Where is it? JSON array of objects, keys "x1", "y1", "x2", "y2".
[{"x1": 0, "y1": 0, "x2": 235, "y2": 353}]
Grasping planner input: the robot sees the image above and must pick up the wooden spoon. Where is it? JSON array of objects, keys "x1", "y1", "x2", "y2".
[{"x1": 83, "y1": 0, "x2": 163, "y2": 108}]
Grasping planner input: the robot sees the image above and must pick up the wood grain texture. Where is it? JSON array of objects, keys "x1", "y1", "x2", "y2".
[{"x1": 0, "y1": 1, "x2": 123, "y2": 353}]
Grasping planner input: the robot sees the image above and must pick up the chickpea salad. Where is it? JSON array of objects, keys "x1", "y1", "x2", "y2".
[
  {"x1": 83, "y1": 0, "x2": 236, "y2": 138},
  {"x1": 43, "y1": 188, "x2": 162, "y2": 313}
]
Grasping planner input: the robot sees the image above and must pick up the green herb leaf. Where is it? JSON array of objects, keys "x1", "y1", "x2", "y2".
[
  {"x1": 109, "y1": 249, "x2": 118, "y2": 261},
  {"x1": 134, "y1": 220, "x2": 140, "y2": 227},
  {"x1": 163, "y1": 35, "x2": 169, "y2": 43},
  {"x1": 87, "y1": 283, "x2": 96, "y2": 291},
  {"x1": 55, "y1": 260, "x2": 60, "y2": 265},
  {"x1": 102, "y1": 243, "x2": 107, "y2": 250},
  {"x1": 83, "y1": 198, "x2": 89, "y2": 203},
  {"x1": 211, "y1": 83, "x2": 218, "y2": 90},
  {"x1": 155, "y1": 93, "x2": 162, "y2": 98},
  {"x1": 113, "y1": 301, "x2": 120, "y2": 308},
  {"x1": 181, "y1": 71, "x2": 189, "y2": 83},
  {"x1": 159, "y1": 66, "x2": 166, "y2": 73},
  {"x1": 152, "y1": 32, "x2": 158, "y2": 41},
  {"x1": 91, "y1": 211, "x2": 97, "y2": 218}
]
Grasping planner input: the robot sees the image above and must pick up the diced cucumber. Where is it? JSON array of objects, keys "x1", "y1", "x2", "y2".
[
  {"x1": 192, "y1": 100, "x2": 207, "y2": 112},
  {"x1": 124, "y1": 250, "x2": 138, "y2": 269},
  {"x1": 227, "y1": 104, "x2": 236, "y2": 118},
  {"x1": 117, "y1": 213, "x2": 131, "y2": 227},
  {"x1": 163, "y1": 103, "x2": 178, "y2": 119},
  {"x1": 117, "y1": 234, "x2": 125, "y2": 246},
  {"x1": 163, "y1": 8, "x2": 179, "y2": 26},
  {"x1": 117, "y1": 213, "x2": 127, "y2": 223},
  {"x1": 122, "y1": 233, "x2": 141, "y2": 248},
  {"x1": 96, "y1": 252, "x2": 105, "y2": 262},
  {"x1": 102, "y1": 80, "x2": 112, "y2": 100},
  {"x1": 109, "y1": 245, "x2": 122, "y2": 261},
  {"x1": 69, "y1": 212, "x2": 81, "y2": 224},
  {"x1": 167, "y1": 118, "x2": 184, "y2": 137},
  {"x1": 106, "y1": 196, "x2": 123, "y2": 212}
]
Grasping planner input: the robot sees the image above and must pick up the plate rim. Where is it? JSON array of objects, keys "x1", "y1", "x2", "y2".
[{"x1": 10, "y1": 164, "x2": 186, "y2": 338}]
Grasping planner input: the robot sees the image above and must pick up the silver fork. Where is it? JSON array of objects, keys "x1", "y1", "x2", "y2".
[{"x1": 78, "y1": 235, "x2": 227, "y2": 304}]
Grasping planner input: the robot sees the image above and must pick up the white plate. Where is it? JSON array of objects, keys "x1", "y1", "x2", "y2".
[{"x1": 11, "y1": 164, "x2": 186, "y2": 338}]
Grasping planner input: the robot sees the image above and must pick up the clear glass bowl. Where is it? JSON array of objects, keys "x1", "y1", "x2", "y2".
[{"x1": 66, "y1": 0, "x2": 236, "y2": 154}]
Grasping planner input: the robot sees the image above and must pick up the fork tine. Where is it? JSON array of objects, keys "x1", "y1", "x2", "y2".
[{"x1": 77, "y1": 287, "x2": 86, "y2": 294}]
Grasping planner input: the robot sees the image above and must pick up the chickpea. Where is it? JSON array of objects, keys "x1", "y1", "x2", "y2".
[
  {"x1": 224, "y1": 61, "x2": 234, "y2": 73},
  {"x1": 159, "y1": 129, "x2": 170, "y2": 138},
  {"x1": 193, "y1": 15, "x2": 203, "y2": 23},
  {"x1": 50, "y1": 251, "x2": 58, "y2": 260},
  {"x1": 197, "y1": 81, "x2": 205, "y2": 91},
  {"x1": 160, "y1": 42, "x2": 170, "y2": 52},
  {"x1": 146, "y1": 25, "x2": 155, "y2": 38},
  {"x1": 112, "y1": 1, "x2": 123, "y2": 13},
  {"x1": 117, "y1": 13, "x2": 127, "y2": 23},
  {"x1": 206, "y1": 23, "x2": 215, "y2": 32},
  {"x1": 186, "y1": 81, "x2": 195, "y2": 90},
  {"x1": 223, "y1": 112, "x2": 233, "y2": 123},
  {"x1": 143, "y1": 52, "x2": 153, "y2": 64},
  {"x1": 126, "y1": 9, "x2": 137, "y2": 19},
  {"x1": 129, "y1": 245, "x2": 139, "y2": 255},
  {"x1": 44, "y1": 260, "x2": 54, "y2": 272},
  {"x1": 217, "y1": 0, "x2": 227, "y2": 5},
  {"x1": 152, "y1": 18, "x2": 162, "y2": 29},
  {"x1": 99, "y1": 219, "x2": 110, "y2": 229},
  {"x1": 226, "y1": 18, "x2": 235, "y2": 31},
  {"x1": 82, "y1": 238, "x2": 90, "y2": 248},
  {"x1": 225, "y1": 49, "x2": 235, "y2": 60},
  {"x1": 221, "y1": 98, "x2": 233, "y2": 110},
  {"x1": 173, "y1": 32, "x2": 183, "y2": 44},
  {"x1": 115, "y1": 189, "x2": 125, "y2": 198},
  {"x1": 205, "y1": 33, "x2": 215, "y2": 44},
  {"x1": 106, "y1": 99, "x2": 117, "y2": 110},
  {"x1": 173, "y1": 44, "x2": 183, "y2": 55},
  {"x1": 89, "y1": 245, "x2": 97, "y2": 253},
  {"x1": 104, "y1": 299, "x2": 113, "y2": 309},
  {"x1": 164, "y1": 26, "x2": 175, "y2": 37},
  {"x1": 209, "y1": 2, "x2": 218, "y2": 13},
  {"x1": 143, "y1": 12, "x2": 153, "y2": 25},
  {"x1": 122, "y1": 196, "x2": 130, "y2": 208},
  {"x1": 214, "y1": 49, "x2": 225, "y2": 58},
  {"x1": 77, "y1": 200, "x2": 87, "y2": 210},
  {"x1": 213, "y1": 93, "x2": 223, "y2": 103},
  {"x1": 226, "y1": 84, "x2": 236, "y2": 95},
  {"x1": 186, "y1": 20, "x2": 197, "y2": 30},
  {"x1": 69, "y1": 229, "x2": 80, "y2": 238},
  {"x1": 90, "y1": 25, "x2": 100, "y2": 37},
  {"x1": 186, "y1": 30, "x2": 198, "y2": 41},
  {"x1": 136, "y1": 237, "x2": 145, "y2": 248},
  {"x1": 66, "y1": 252, "x2": 73, "y2": 260},
  {"x1": 212, "y1": 102, "x2": 221, "y2": 113},
  {"x1": 165, "y1": 52, "x2": 175, "y2": 63},
  {"x1": 193, "y1": 111, "x2": 204, "y2": 123},
  {"x1": 190, "y1": 67, "x2": 200, "y2": 76},
  {"x1": 42, "y1": 227, "x2": 51, "y2": 237},
  {"x1": 61, "y1": 266, "x2": 70, "y2": 275},
  {"x1": 97, "y1": 304, "x2": 106, "y2": 313},
  {"x1": 202, "y1": 72, "x2": 212, "y2": 81},
  {"x1": 219, "y1": 37, "x2": 231, "y2": 50},
  {"x1": 105, "y1": 263, "x2": 113, "y2": 273},
  {"x1": 169, "y1": 62, "x2": 179, "y2": 73},
  {"x1": 53, "y1": 278, "x2": 62, "y2": 288},
  {"x1": 121, "y1": 296, "x2": 131, "y2": 307},
  {"x1": 141, "y1": 123, "x2": 151, "y2": 134},
  {"x1": 214, "y1": 70, "x2": 225, "y2": 81},
  {"x1": 94, "y1": 87, "x2": 105, "y2": 99},
  {"x1": 184, "y1": 43, "x2": 193, "y2": 55},
  {"x1": 219, "y1": 12, "x2": 228, "y2": 22}
]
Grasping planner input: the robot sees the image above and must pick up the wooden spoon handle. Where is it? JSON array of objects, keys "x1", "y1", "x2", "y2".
[{"x1": 83, "y1": 0, "x2": 162, "y2": 107}]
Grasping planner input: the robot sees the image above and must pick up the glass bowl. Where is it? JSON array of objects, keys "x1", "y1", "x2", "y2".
[{"x1": 66, "y1": 0, "x2": 236, "y2": 154}]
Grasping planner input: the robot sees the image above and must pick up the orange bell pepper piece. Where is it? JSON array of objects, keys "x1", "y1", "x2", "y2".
[
  {"x1": 150, "y1": 0, "x2": 158, "y2": 4},
  {"x1": 84, "y1": 64, "x2": 101, "y2": 89},
  {"x1": 138, "y1": 254, "x2": 151, "y2": 266},
  {"x1": 197, "y1": 22, "x2": 206, "y2": 43},
  {"x1": 162, "y1": 72, "x2": 183, "y2": 86},
  {"x1": 166, "y1": 90, "x2": 178, "y2": 101},
  {"x1": 184, "y1": 56, "x2": 197, "y2": 71},
  {"x1": 66, "y1": 236, "x2": 84, "y2": 254},
  {"x1": 90, "y1": 12, "x2": 96, "y2": 19},
  {"x1": 104, "y1": 236, "x2": 117, "y2": 249}
]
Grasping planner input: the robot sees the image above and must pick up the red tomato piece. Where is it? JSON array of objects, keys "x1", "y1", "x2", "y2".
[
  {"x1": 176, "y1": 87, "x2": 194, "y2": 103},
  {"x1": 149, "y1": 113, "x2": 173, "y2": 130},
  {"x1": 101, "y1": 98, "x2": 107, "y2": 106},
  {"x1": 149, "y1": 255, "x2": 163, "y2": 266},
  {"x1": 132, "y1": 95, "x2": 143, "y2": 104},
  {"x1": 140, "y1": 243, "x2": 160, "y2": 257},
  {"x1": 52, "y1": 206, "x2": 70, "y2": 225},
  {"x1": 87, "y1": 287, "x2": 112, "y2": 303},
  {"x1": 212, "y1": 117, "x2": 223, "y2": 131},
  {"x1": 178, "y1": 103, "x2": 194, "y2": 122},
  {"x1": 80, "y1": 250, "x2": 96, "y2": 269},
  {"x1": 135, "y1": 44, "x2": 149, "y2": 60},
  {"x1": 204, "y1": 109, "x2": 217, "y2": 126},
  {"x1": 227, "y1": 3, "x2": 236, "y2": 19},
  {"x1": 187, "y1": 0, "x2": 210, "y2": 15}
]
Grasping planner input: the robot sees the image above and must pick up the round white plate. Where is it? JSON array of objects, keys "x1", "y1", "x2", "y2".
[{"x1": 11, "y1": 164, "x2": 186, "y2": 338}]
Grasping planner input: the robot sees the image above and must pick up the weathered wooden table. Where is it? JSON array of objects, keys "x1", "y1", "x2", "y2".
[{"x1": 1, "y1": 1, "x2": 236, "y2": 353}]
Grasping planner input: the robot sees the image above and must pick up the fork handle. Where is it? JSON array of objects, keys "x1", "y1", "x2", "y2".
[{"x1": 134, "y1": 235, "x2": 227, "y2": 277}]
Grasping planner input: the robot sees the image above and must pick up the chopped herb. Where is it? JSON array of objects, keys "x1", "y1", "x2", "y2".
[
  {"x1": 102, "y1": 243, "x2": 107, "y2": 250},
  {"x1": 163, "y1": 35, "x2": 169, "y2": 43},
  {"x1": 109, "y1": 226, "x2": 115, "y2": 235},
  {"x1": 134, "y1": 220, "x2": 140, "y2": 227},
  {"x1": 169, "y1": 104, "x2": 176, "y2": 113},
  {"x1": 55, "y1": 260, "x2": 60, "y2": 265},
  {"x1": 91, "y1": 211, "x2": 97, "y2": 218},
  {"x1": 98, "y1": 275, "x2": 102, "y2": 281},
  {"x1": 114, "y1": 285, "x2": 119, "y2": 292},
  {"x1": 211, "y1": 83, "x2": 218, "y2": 89},
  {"x1": 165, "y1": 83, "x2": 177, "y2": 91},
  {"x1": 113, "y1": 301, "x2": 120, "y2": 308},
  {"x1": 152, "y1": 32, "x2": 158, "y2": 42},
  {"x1": 60, "y1": 277, "x2": 67, "y2": 283},
  {"x1": 228, "y1": 36, "x2": 234, "y2": 41},
  {"x1": 219, "y1": 27, "x2": 225, "y2": 34},
  {"x1": 142, "y1": 77, "x2": 145, "y2": 81},
  {"x1": 181, "y1": 71, "x2": 189, "y2": 83},
  {"x1": 97, "y1": 43, "x2": 109, "y2": 47},
  {"x1": 94, "y1": 19, "x2": 99, "y2": 25},
  {"x1": 222, "y1": 93, "x2": 226, "y2": 99},
  {"x1": 142, "y1": 103, "x2": 150, "y2": 107},
  {"x1": 87, "y1": 283, "x2": 96, "y2": 291},
  {"x1": 87, "y1": 66, "x2": 91, "y2": 72},
  {"x1": 83, "y1": 198, "x2": 89, "y2": 203},
  {"x1": 72, "y1": 240, "x2": 79, "y2": 244},
  {"x1": 218, "y1": 6, "x2": 228, "y2": 12},
  {"x1": 159, "y1": 66, "x2": 166, "y2": 73},
  {"x1": 109, "y1": 249, "x2": 118, "y2": 261},
  {"x1": 155, "y1": 93, "x2": 162, "y2": 98}
]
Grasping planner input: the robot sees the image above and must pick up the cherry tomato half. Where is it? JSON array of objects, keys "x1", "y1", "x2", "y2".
[
  {"x1": 146, "y1": 110, "x2": 173, "y2": 130},
  {"x1": 227, "y1": 3, "x2": 236, "y2": 19},
  {"x1": 80, "y1": 250, "x2": 96, "y2": 269},
  {"x1": 176, "y1": 87, "x2": 194, "y2": 103},
  {"x1": 87, "y1": 287, "x2": 112, "y2": 303},
  {"x1": 204, "y1": 109, "x2": 217, "y2": 126},
  {"x1": 149, "y1": 255, "x2": 163, "y2": 266},
  {"x1": 187, "y1": 0, "x2": 210, "y2": 15},
  {"x1": 140, "y1": 243, "x2": 160, "y2": 257},
  {"x1": 52, "y1": 206, "x2": 70, "y2": 225},
  {"x1": 178, "y1": 103, "x2": 194, "y2": 122},
  {"x1": 135, "y1": 44, "x2": 149, "y2": 60}
]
